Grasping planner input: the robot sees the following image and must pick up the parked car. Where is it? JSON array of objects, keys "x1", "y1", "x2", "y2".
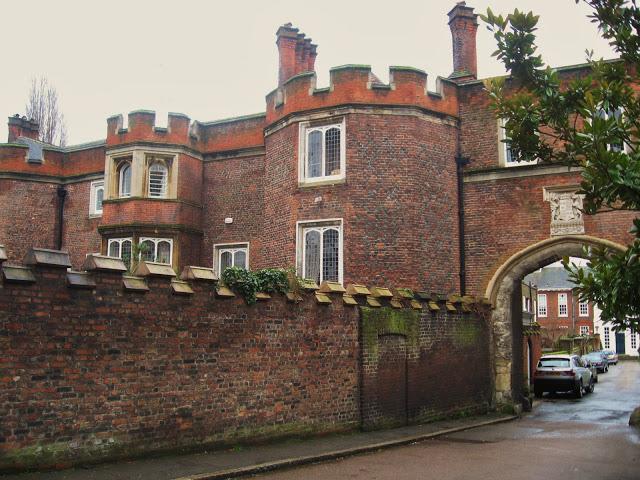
[
  {"x1": 534, "y1": 354, "x2": 595, "y2": 398},
  {"x1": 582, "y1": 351, "x2": 609, "y2": 374},
  {"x1": 602, "y1": 350, "x2": 619, "y2": 365}
]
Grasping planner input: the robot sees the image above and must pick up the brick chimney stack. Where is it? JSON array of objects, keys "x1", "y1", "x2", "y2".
[
  {"x1": 448, "y1": 1, "x2": 479, "y2": 80},
  {"x1": 276, "y1": 24, "x2": 317, "y2": 86},
  {"x1": 7, "y1": 114, "x2": 40, "y2": 143}
]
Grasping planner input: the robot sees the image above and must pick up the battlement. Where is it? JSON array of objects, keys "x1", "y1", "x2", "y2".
[
  {"x1": 106, "y1": 110, "x2": 200, "y2": 148},
  {"x1": 265, "y1": 65, "x2": 459, "y2": 124},
  {"x1": 0, "y1": 246, "x2": 488, "y2": 310}
]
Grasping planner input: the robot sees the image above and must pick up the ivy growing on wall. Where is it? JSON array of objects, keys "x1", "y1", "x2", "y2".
[{"x1": 221, "y1": 267, "x2": 293, "y2": 304}]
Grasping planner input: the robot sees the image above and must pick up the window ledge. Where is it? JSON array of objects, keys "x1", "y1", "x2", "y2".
[
  {"x1": 298, "y1": 177, "x2": 346, "y2": 188},
  {"x1": 89, "y1": 213, "x2": 103, "y2": 219}
]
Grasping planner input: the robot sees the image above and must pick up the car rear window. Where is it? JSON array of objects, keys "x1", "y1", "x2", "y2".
[{"x1": 538, "y1": 358, "x2": 570, "y2": 368}]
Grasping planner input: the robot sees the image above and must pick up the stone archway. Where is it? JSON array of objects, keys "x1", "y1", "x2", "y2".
[{"x1": 484, "y1": 235, "x2": 625, "y2": 406}]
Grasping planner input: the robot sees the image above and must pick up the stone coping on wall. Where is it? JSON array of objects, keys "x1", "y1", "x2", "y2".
[{"x1": 0, "y1": 248, "x2": 494, "y2": 311}]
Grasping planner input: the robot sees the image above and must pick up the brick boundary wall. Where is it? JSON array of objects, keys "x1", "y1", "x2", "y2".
[
  {"x1": 360, "y1": 306, "x2": 492, "y2": 429},
  {"x1": 0, "y1": 247, "x2": 491, "y2": 472}
]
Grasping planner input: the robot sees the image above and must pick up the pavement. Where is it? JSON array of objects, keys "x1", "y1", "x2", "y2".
[{"x1": 0, "y1": 413, "x2": 516, "y2": 480}]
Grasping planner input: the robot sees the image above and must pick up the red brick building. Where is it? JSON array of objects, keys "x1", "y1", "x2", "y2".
[
  {"x1": 0, "y1": 2, "x2": 635, "y2": 441},
  {"x1": 0, "y1": 1, "x2": 635, "y2": 301},
  {"x1": 526, "y1": 267, "x2": 595, "y2": 347}
]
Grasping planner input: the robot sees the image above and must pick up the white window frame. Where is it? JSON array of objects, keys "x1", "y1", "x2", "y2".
[
  {"x1": 580, "y1": 326, "x2": 590, "y2": 336},
  {"x1": 604, "y1": 326, "x2": 610, "y2": 349},
  {"x1": 107, "y1": 237, "x2": 133, "y2": 267},
  {"x1": 296, "y1": 218, "x2": 343, "y2": 284},
  {"x1": 147, "y1": 161, "x2": 168, "y2": 198},
  {"x1": 118, "y1": 161, "x2": 132, "y2": 198},
  {"x1": 558, "y1": 293, "x2": 568, "y2": 317},
  {"x1": 298, "y1": 119, "x2": 346, "y2": 185},
  {"x1": 579, "y1": 301, "x2": 589, "y2": 317},
  {"x1": 631, "y1": 331, "x2": 637, "y2": 350},
  {"x1": 139, "y1": 237, "x2": 173, "y2": 265},
  {"x1": 537, "y1": 294, "x2": 547, "y2": 317},
  {"x1": 498, "y1": 118, "x2": 537, "y2": 167},
  {"x1": 596, "y1": 106, "x2": 631, "y2": 153},
  {"x1": 213, "y1": 242, "x2": 249, "y2": 278},
  {"x1": 89, "y1": 179, "x2": 104, "y2": 216}
]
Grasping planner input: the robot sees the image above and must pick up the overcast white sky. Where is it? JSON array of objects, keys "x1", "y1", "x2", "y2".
[{"x1": 0, "y1": 0, "x2": 615, "y2": 145}]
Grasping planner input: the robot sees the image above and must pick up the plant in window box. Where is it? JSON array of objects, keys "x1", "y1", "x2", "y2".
[{"x1": 127, "y1": 242, "x2": 150, "y2": 274}]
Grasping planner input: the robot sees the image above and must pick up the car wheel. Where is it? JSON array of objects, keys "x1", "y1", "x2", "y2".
[
  {"x1": 586, "y1": 378, "x2": 594, "y2": 394},
  {"x1": 534, "y1": 386, "x2": 543, "y2": 398},
  {"x1": 574, "y1": 381, "x2": 583, "y2": 399}
]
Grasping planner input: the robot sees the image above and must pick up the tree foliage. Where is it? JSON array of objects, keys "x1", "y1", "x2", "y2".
[
  {"x1": 25, "y1": 76, "x2": 68, "y2": 146},
  {"x1": 482, "y1": 0, "x2": 640, "y2": 331}
]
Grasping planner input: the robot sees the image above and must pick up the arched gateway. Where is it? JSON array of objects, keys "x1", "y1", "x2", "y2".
[{"x1": 484, "y1": 235, "x2": 625, "y2": 405}]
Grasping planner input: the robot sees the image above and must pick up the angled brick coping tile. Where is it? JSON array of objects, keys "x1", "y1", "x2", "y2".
[
  {"x1": 2, "y1": 265, "x2": 36, "y2": 283},
  {"x1": 256, "y1": 292, "x2": 272, "y2": 301},
  {"x1": 394, "y1": 288, "x2": 415, "y2": 299},
  {"x1": 122, "y1": 275, "x2": 149, "y2": 292},
  {"x1": 171, "y1": 279, "x2": 194, "y2": 295},
  {"x1": 299, "y1": 279, "x2": 319, "y2": 291},
  {"x1": 342, "y1": 294, "x2": 359, "y2": 306},
  {"x1": 345, "y1": 284, "x2": 371, "y2": 296},
  {"x1": 215, "y1": 286, "x2": 235, "y2": 298},
  {"x1": 82, "y1": 254, "x2": 127, "y2": 272},
  {"x1": 23, "y1": 248, "x2": 72, "y2": 268},
  {"x1": 66, "y1": 271, "x2": 97, "y2": 289},
  {"x1": 134, "y1": 261, "x2": 176, "y2": 278},
  {"x1": 315, "y1": 292, "x2": 332, "y2": 304},
  {"x1": 318, "y1": 281, "x2": 346, "y2": 294},
  {"x1": 366, "y1": 296, "x2": 382, "y2": 307},
  {"x1": 370, "y1": 286, "x2": 393, "y2": 298},
  {"x1": 180, "y1": 266, "x2": 217, "y2": 282}
]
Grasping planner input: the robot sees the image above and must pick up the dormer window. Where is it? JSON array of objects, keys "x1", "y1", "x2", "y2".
[
  {"x1": 148, "y1": 161, "x2": 168, "y2": 198},
  {"x1": 118, "y1": 161, "x2": 132, "y2": 197}
]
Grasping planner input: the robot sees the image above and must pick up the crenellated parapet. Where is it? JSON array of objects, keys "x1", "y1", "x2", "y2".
[
  {"x1": 265, "y1": 65, "x2": 459, "y2": 124},
  {"x1": 0, "y1": 246, "x2": 491, "y2": 311},
  {"x1": 106, "y1": 110, "x2": 200, "y2": 148}
]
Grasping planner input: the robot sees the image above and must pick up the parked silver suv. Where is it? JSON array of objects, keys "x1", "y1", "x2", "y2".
[{"x1": 533, "y1": 354, "x2": 595, "y2": 399}]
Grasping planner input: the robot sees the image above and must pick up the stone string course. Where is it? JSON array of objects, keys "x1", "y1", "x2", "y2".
[{"x1": 0, "y1": 247, "x2": 491, "y2": 472}]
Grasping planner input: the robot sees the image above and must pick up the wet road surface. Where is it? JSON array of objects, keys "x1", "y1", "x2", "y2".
[{"x1": 253, "y1": 360, "x2": 640, "y2": 480}]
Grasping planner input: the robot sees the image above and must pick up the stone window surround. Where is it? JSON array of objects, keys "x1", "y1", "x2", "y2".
[
  {"x1": 213, "y1": 242, "x2": 250, "y2": 278},
  {"x1": 105, "y1": 234, "x2": 175, "y2": 268},
  {"x1": 104, "y1": 146, "x2": 178, "y2": 201}
]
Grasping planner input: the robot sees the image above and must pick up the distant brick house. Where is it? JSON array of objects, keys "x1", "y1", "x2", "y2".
[{"x1": 525, "y1": 267, "x2": 594, "y2": 347}]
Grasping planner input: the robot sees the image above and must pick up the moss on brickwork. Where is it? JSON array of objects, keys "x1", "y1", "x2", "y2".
[
  {"x1": 0, "y1": 420, "x2": 358, "y2": 473},
  {"x1": 454, "y1": 316, "x2": 483, "y2": 347},
  {"x1": 360, "y1": 306, "x2": 420, "y2": 362}
]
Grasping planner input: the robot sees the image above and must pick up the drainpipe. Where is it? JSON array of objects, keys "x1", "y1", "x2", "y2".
[
  {"x1": 456, "y1": 155, "x2": 469, "y2": 295},
  {"x1": 56, "y1": 185, "x2": 67, "y2": 250}
]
